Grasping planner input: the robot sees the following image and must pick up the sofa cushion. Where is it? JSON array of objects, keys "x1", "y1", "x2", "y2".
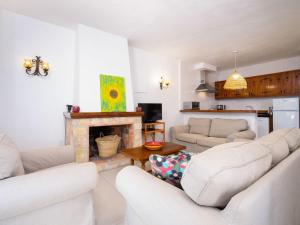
[
  {"x1": 257, "y1": 130, "x2": 290, "y2": 165},
  {"x1": 209, "y1": 119, "x2": 248, "y2": 138},
  {"x1": 181, "y1": 142, "x2": 272, "y2": 207},
  {"x1": 196, "y1": 137, "x2": 227, "y2": 148},
  {"x1": 0, "y1": 133, "x2": 24, "y2": 176},
  {"x1": 0, "y1": 145, "x2": 21, "y2": 179},
  {"x1": 188, "y1": 118, "x2": 211, "y2": 136},
  {"x1": 176, "y1": 133, "x2": 205, "y2": 144},
  {"x1": 0, "y1": 133, "x2": 17, "y2": 148},
  {"x1": 273, "y1": 128, "x2": 300, "y2": 152}
]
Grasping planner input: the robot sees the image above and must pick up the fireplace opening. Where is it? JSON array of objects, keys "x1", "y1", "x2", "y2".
[{"x1": 89, "y1": 125, "x2": 130, "y2": 160}]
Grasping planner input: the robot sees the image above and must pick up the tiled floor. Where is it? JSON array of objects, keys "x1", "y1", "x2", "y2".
[{"x1": 93, "y1": 166, "x2": 127, "y2": 225}]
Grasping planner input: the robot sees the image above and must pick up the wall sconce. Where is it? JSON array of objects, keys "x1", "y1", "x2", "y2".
[
  {"x1": 159, "y1": 76, "x2": 170, "y2": 90},
  {"x1": 23, "y1": 56, "x2": 49, "y2": 76}
]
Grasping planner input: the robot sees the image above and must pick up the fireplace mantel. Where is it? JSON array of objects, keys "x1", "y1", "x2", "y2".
[
  {"x1": 64, "y1": 111, "x2": 144, "y2": 119},
  {"x1": 64, "y1": 111, "x2": 143, "y2": 171}
]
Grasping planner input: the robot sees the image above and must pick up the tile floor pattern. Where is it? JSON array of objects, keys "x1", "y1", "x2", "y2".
[
  {"x1": 94, "y1": 166, "x2": 127, "y2": 225},
  {"x1": 94, "y1": 161, "x2": 152, "y2": 225}
]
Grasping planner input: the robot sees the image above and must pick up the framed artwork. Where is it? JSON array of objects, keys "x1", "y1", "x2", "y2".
[{"x1": 100, "y1": 74, "x2": 126, "y2": 112}]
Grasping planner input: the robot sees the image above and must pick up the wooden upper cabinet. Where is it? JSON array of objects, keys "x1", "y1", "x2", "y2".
[
  {"x1": 246, "y1": 76, "x2": 258, "y2": 97},
  {"x1": 281, "y1": 71, "x2": 294, "y2": 95},
  {"x1": 215, "y1": 69, "x2": 300, "y2": 99},
  {"x1": 256, "y1": 73, "x2": 282, "y2": 97},
  {"x1": 291, "y1": 70, "x2": 300, "y2": 95},
  {"x1": 214, "y1": 81, "x2": 224, "y2": 99},
  {"x1": 215, "y1": 80, "x2": 250, "y2": 98}
]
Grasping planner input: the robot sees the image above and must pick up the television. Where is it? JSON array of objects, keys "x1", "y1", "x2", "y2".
[{"x1": 138, "y1": 103, "x2": 162, "y2": 123}]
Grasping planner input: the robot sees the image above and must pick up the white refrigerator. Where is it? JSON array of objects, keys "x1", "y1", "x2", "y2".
[{"x1": 273, "y1": 97, "x2": 300, "y2": 130}]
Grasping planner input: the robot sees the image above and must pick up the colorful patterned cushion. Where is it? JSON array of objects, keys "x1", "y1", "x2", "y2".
[{"x1": 149, "y1": 151, "x2": 194, "y2": 188}]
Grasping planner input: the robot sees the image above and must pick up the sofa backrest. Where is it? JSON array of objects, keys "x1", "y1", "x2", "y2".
[
  {"x1": 222, "y1": 148, "x2": 300, "y2": 225},
  {"x1": 188, "y1": 118, "x2": 211, "y2": 136},
  {"x1": 221, "y1": 129, "x2": 300, "y2": 225},
  {"x1": 209, "y1": 119, "x2": 248, "y2": 138}
]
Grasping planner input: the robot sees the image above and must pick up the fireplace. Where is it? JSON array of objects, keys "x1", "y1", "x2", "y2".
[
  {"x1": 64, "y1": 112, "x2": 143, "y2": 171},
  {"x1": 89, "y1": 125, "x2": 130, "y2": 159}
]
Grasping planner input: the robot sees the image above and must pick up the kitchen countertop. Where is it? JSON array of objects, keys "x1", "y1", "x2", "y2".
[{"x1": 180, "y1": 109, "x2": 268, "y2": 113}]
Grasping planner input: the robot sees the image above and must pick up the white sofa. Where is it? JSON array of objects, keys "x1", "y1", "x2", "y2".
[
  {"x1": 0, "y1": 133, "x2": 98, "y2": 225},
  {"x1": 171, "y1": 118, "x2": 256, "y2": 153},
  {"x1": 117, "y1": 128, "x2": 300, "y2": 225}
]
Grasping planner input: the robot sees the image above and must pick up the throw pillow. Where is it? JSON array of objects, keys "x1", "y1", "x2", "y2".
[
  {"x1": 0, "y1": 133, "x2": 24, "y2": 176},
  {"x1": 149, "y1": 151, "x2": 194, "y2": 188},
  {"x1": 257, "y1": 135, "x2": 289, "y2": 166},
  {"x1": 0, "y1": 145, "x2": 20, "y2": 179},
  {"x1": 181, "y1": 142, "x2": 272, "y2": 207}
]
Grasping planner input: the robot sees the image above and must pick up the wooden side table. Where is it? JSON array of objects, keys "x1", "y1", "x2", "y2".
[
  {"x1": 143, "y1": 121, "x2": 165, "y2": 142},
  {"x1": 122, "y1": 142, "x2": 186, "y2": 170}
]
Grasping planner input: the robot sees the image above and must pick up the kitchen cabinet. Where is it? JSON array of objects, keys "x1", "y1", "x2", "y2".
[
  {"x1": 215, "y1": 69, "x2": 300, "y2": 99},
  {"x1": 215, "y1": 80, "x2": 248, "y2": 98},
  {"x1": 256, "y1": 73, "x2": 281, "y2": 96},
  {"x1": 246, "y1": 77, "x2": 258, "y2": 97},
  {"x1": 292, "y1": 70, "x2": 300, "y2": 94},
  {"x1": 214, "y1": 81, "x2": 224, "y2": 99}
]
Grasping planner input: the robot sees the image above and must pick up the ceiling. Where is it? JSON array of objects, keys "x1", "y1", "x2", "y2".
[{"x1": 1, "y1": 0, "x2": 300, "y2": 69}]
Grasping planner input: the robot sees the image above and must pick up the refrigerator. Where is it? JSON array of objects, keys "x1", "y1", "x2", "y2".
[{"x1": 273, "y1": 97, "x2": 300, "y2": 130}]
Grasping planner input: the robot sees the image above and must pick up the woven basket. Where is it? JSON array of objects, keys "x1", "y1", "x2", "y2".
[{"x1": 95, "y1": 135, "x2": 121, "y2": 158}]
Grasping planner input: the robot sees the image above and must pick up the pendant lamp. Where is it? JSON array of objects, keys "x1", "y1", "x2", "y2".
[{"x1": 224, "y1": 51, "x2": 247, "y2": 90}]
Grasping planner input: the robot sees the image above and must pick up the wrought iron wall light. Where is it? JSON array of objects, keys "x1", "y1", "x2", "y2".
[
  {"x1": 159, "y1": 76, "x2": 170, "y2": 90},
  {"x1": 23, "y1": 56, "x2": 49, "y2": 76}
]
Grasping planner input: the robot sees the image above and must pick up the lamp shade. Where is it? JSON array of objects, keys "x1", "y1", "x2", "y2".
[{"x1": 224, "y1": 69, "x2": 247, "y2": 90}]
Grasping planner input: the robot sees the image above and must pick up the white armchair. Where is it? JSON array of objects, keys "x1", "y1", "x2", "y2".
[{"x1": 0, "y1": 134, "x2": 98, "y2": 225}]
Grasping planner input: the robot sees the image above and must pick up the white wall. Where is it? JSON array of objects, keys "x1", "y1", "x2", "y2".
[
  {"x1": 0, "y1": 10, "x2": 75, "y2": 149},
  {"x1": 0, "y1": 11, "x2": 135, "y2": 149},
  {"x1": 217, "y1": 56, "x2": 300, "y2": 110},
  {"x1": 130, "y1": 47, "x2": 182, "y2": 141},
  {"x1": 180, "y1": 60, "x2": 217, "y2": 109},
  {"x1": 76, "y1": 25, "x2": 134, "y2": 112}
]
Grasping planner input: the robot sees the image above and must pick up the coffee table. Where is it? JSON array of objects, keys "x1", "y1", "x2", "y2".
[{"x1": 122, "y1": 142, "x2": 186, "y2": 170}]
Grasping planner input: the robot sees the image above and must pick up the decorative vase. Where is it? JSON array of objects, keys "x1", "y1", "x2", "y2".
[{"x1": 72, "y1": 106, "x2": 80, "y2": 113}]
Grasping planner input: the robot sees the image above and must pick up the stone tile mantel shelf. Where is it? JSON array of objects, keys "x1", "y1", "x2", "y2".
[{"x1": 64, "y1": 111, "x2": 144, "y2": 119}]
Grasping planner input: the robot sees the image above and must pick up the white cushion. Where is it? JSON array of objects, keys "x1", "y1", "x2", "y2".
[
  {"x1": 0, "y1": 133, "x2": 24, "y2": 176},
  {"x1": 188, "y1": 118, "x2": 211, "y2": 136},
  {"x1": 175, "y1": 133, "x2": 205, "y2": 144},
  {"x1": 0, "y1": 145, "x2": 20, "y2": 179},
  {"x1": 257, "y1": 130, "x2": 290, "y2": 165},
  {"x1": 196, "y1": 136, "x2": 227, "y2": 147},
  {"x1": 20, "y1": 146, "x2": 75, "y2": 173},
  {"x1": 209, "y1": 119, "x2": 248, "y2": 138},
  {"x1": 278, "y1": 128, "x2": 300, "y2": 152},
  {"x1": 181, "y1": 142, "x2": 272, "y2": 207},
  {"x1": 0, "y1": 133, "x2": 17, "y2": 148}
]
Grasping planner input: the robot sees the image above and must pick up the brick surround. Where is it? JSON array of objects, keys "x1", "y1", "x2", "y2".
[{"x1": 64, "y1": 112, "x2": 142, "y2": 171}]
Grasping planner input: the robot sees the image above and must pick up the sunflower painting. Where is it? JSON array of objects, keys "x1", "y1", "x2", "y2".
[{"x1": 100, "y1": 74, "x2": 126, "y2": 112}]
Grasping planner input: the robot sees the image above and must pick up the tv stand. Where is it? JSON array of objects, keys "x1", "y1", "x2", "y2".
[{"x1": 143, "y1": 121, "x2": 165, "y2": 143}]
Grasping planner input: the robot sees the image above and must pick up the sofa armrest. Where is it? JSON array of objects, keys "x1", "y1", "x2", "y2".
[
  {"x1": 227, "y1": 130, "x2": 256, "y2": 142},
  {"x1": 0, "y1": 162, "x2": 97, "y2": 220},
  {"x1": 20, "y1": 145, "x2": 75, "y2": 173},
  {"x1": 170, "y1": 125, "x2": 189, "y2": 141},
  {"x1": 116, "y1": 166, "x2": 227, "y2": 225}
]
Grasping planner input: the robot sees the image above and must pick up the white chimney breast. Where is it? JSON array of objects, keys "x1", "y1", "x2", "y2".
[{"x1": 193, "y1": 62, "x2": 217, "y2": 72}]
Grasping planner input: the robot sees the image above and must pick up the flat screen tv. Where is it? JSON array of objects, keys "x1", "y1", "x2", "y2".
[{"x1": 138, "y1": 103, "x2": 162, "y2": 123}]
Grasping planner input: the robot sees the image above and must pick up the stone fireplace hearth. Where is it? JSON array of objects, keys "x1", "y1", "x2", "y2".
[{"x1": 64, "y1": 112, "x2": 143, "y2": 171}]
